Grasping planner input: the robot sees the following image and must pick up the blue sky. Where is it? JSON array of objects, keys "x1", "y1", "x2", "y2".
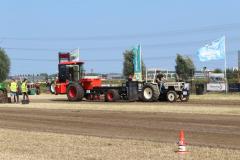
[{"x1": 0, "y1": 0, "x2": 240, "y2": 75}]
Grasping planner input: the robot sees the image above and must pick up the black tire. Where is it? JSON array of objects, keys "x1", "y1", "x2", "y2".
[
  {"x1": 167, "y1": 91, "x2": 177, "y2": 102},
  {"x1": 49, "y1": 82, "x2": 56, "y2": 94},
  {"x1": 141, "y1": 84, "x2": 160, "y2": 102},
  {"x1": 36, "y1": 89, "x2": 40, "y2": 95},
  {"x1": 67, "y1": 83, "x2": 84, "y2": 101},
  {"x1": 105, "y1": 89, "x2": 120, "y2": 102},
  {"x1": 180, "y1": 95, "x2": 189, "y2": 102},
  {"x1": 138, "y1": 93, "x2": 143, "y2": 102}
]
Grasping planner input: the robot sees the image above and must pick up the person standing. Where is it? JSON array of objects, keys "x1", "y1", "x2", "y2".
[
  {"x1": 16, "y1": 79, "x2": 21, "y2": 103},
  {"x1": 21, "y1": 78, "x2": 29, "y2": 101},
  {"x1": 128, "y1": 74, "x2": 133, "y2": 81},
  {"x1": 156, "y1": 73, "x2": 166, "y2": 94},
  {"x1": 10, "y1": 79, "x2": 18, "y2": 103}
]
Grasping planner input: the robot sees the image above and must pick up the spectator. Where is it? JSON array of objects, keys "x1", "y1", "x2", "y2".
[
  {"x1": 21, "y1": 78, "x2": 29, "y2": 102},
  {"x1": 10, "y1": 79, "x2": 18, "y2": 103}
]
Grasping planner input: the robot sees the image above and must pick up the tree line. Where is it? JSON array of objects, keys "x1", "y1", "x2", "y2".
[
  {"x1": 123, "y1": 50, "x2": 195, "y2": 82},
  {"x1": 123, "y1": 50, "x2": 240, "y2": 83},
  {"x1": 0, "y1": 49, "x2": 10, "y2": 82}
]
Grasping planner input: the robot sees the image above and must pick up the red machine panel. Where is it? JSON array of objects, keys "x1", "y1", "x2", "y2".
[
  {"x1": 80, "y1": 78, "x2": 102, "y2": 90},
  {"x1": 55, "y1": 83, "x2": 67, "y2": 94}
]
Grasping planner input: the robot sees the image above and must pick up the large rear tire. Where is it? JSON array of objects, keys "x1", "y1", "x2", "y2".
[
  {"x1": 105, "y1": 89, "x2": 120, "y2": 102},
  {"x1": 167, "y1": 91, "x2": 177, "y2": 102},
  {"x1": 67, "y1": 83, "x2": 84, "y2": 101},
  {"x1": 141, "y1": 84, "x2": 160, "y2": 102}
]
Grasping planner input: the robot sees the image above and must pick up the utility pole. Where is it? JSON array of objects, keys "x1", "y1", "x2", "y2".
[{"x1": 238, "y1": 51, "x2": 240, "y2": 83}]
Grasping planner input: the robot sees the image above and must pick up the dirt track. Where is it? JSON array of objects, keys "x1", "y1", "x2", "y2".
[
  {"x1": 0, "y1": 103, "x2": 239, "y2": 150},
  {"x1": 31, "y1": 95, "x2": 240, "y2": 107}
]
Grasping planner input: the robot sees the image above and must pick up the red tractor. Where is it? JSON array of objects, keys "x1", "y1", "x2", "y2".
[
  {"x1": 53, "y1": 52, "x2": 103, "y2": 101},
  {"x1": 53, "y1": 52, "x2": 190, "y2": 102},
  {"x1": 53, "y1": 52, "x2": 135, "y2": 102}
]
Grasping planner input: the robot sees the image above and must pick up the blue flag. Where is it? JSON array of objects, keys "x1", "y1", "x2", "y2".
[{"x1": 197, "y1": 36, "x2": 226, "y2": 62}]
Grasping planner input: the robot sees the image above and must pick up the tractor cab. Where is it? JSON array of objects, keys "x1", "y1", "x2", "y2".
[
  {"x1": 54, "y1": 52, "x2": 85, "y2": 94},
  {"x1": 53, "y1": 52, "x2": 102, "y2": 97},
  {"x1": 58, "y1": 62, "x2": 84, "y2": 83},
  {"x1": 58, "y1": 52, "x2": 84, "y2": 83}
]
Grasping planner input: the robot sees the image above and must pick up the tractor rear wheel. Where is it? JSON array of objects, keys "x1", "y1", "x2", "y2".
[
  {"x1": 141, "y1": 84, "x2": 160, "y2": 102},
  {"x1": 105, "y1": 89, "x2": 120, "y2": 102},
  {"x1": 167, "y1": 90, "x2": 177, "y2": 102},
  {"x1": 67, "y1": 83, "x2": 84, "y2": 101}
]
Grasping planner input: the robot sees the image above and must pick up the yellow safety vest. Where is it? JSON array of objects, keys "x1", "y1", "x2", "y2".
[
  {"x1": 21, "y1": 82, "x2": 27, "y2": 93},
  {"x1": 10, "y1": 82, "x2": 17, "y2": 92}
]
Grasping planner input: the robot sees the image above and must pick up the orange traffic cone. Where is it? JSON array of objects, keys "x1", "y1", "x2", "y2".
[{"x1": 175, "y1": 130, "x2": 189, "y2": 154}]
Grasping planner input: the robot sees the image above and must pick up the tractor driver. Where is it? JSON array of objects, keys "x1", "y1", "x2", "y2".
[{"x1": 156, "y1": 73, "x2": 166, "y2": 94}]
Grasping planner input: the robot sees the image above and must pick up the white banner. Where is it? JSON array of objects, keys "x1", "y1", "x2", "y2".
[
  {"x1": 207, "y1": 83, "x2": 226, "y2": 91},
  {"x1": 209, "y1": 73, "x2": 225, "y2": 83}
]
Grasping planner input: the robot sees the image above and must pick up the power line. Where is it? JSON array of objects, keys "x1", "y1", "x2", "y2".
[
  {"x1": 10, "y1": 50, "x2": 238, "y2": 63},
  {"x1": 2, "y1": 37, "x2": 240, "y2": 52},
  {"x1": 1, "y1": 23, "x2": 240, "y2": 41}
]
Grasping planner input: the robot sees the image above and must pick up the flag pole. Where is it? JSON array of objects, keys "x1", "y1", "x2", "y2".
[
  {"x1": 224, "y1": 37, "x2": 228, "y2": 94},
  {"x1": 225, "y1": 55, "x2": 227, "y2": 94}
]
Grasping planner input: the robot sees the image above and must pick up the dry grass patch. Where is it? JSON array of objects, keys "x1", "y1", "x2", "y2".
[{"x1": 0, "y1": 129, "x2": 239, "y2": 160}]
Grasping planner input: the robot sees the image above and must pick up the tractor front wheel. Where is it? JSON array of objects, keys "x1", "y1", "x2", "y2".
[
  {"x1": 167, "y1": 91, "x2": 177, "y2": 102},
  {"x1": 67, "y1": 83, "x2": 84, "y2": 101}
]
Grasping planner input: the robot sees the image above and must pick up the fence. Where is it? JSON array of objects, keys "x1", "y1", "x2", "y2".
[{"x1": 190, "y1": 82, "x2": 240, "y2": 94}]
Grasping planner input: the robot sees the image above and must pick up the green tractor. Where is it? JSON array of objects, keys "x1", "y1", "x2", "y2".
[{"x1": 0, "y1": 82, "x2": 8, "y2": 103}]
